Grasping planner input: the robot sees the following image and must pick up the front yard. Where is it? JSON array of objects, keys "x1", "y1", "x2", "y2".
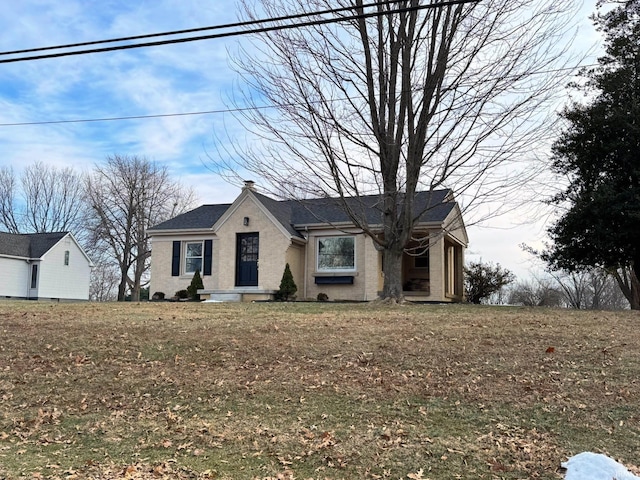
[{"x1": 0, "y1": 301, "x2": 638, "y2": 479}]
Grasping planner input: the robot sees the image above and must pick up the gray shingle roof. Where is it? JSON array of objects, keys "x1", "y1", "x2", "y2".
[
  {"x1": 252, "y1": 192, "x2": 300, "y2": 237},
  {"x1": 148, "y1": 189, "x2": 456, "y2": 237},
  {"x1": 148, "y1": 204, "x2": 232, "y2": 231},
  {"x1": 0, "y1": 232, "x2": 68, "y2": 258},
  {"x1": 290, "y1": 189, "x2": 454, "y2": 226}
]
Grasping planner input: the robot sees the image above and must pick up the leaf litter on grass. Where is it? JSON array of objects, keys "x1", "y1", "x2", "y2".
[{"x1": 0, "y1": 302, "x2": 639, "y2": 479}]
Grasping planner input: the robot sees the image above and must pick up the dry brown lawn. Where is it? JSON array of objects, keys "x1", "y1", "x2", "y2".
[{"x1": 0, "y1": 301, "x2": 639, "y2": 479}]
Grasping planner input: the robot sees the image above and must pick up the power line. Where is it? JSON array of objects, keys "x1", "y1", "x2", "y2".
[
  {"x1": 0, "y1": 1, "x2": 405, "y2": 57},
  {"x1": 0, "y1": 0, "x2": 479, "y2": 64},
  {"x1": 0, "y1": 106, "x2": 259, "y2": 126},
  {"x1": 0, "y1": 62, "x2": 599, "y2": 128}
]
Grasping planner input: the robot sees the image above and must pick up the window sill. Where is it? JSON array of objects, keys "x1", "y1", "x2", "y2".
[{"x1": 314, "y1": 271, "x2": 358, "y2": 276}]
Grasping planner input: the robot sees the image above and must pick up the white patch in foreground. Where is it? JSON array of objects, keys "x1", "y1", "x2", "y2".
[{"x1": 562, "y1": 452, "x2": 639, "y2": 480}]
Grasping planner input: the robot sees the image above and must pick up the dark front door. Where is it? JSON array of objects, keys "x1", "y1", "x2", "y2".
[{"x1": 236, "y1": 233, "x2": 259, "y2": 286}]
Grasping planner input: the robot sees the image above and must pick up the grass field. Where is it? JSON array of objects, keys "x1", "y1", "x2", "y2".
[{"x1": 0, "y1": 301, "x2": 639, "y2": 479}]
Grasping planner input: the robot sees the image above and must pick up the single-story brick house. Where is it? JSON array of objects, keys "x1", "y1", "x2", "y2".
[
  {"x1": 0, "y1": 231, "x2": 93, "y2": 301},
  {"x1": 148, "y1": 182, "x2": 467, "y2": 302}
]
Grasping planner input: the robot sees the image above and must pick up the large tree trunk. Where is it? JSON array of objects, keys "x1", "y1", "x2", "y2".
[
  {"x1": 629, "y1": 265, "x2": 640, "y2": 310},
  {"x1": 381, "y1": 244, "x2": 405, "y2": 302},
  {"x1": 117, "y1": 274, "x2": 128, "y2": 301},
  {"x1": 613, "y1": 264, "x2": 640, "y2": 310}
]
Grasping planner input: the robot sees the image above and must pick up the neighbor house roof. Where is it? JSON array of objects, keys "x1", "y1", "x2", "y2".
[
  {"x1": 0, "y1": 232, "x2": 69, "y2": 259},
  {"x1": 148, "y1": 189, "x2": 456, "y2": 236}
]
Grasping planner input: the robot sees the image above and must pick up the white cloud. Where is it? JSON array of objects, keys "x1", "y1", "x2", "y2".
[{"x1": 0, "y1": 0, "x2": 604, "y2": 280}]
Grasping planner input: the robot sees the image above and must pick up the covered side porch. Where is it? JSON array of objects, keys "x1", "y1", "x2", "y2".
[{"x1": 394, "y1": 232, "x2": 465, "y2": 302}]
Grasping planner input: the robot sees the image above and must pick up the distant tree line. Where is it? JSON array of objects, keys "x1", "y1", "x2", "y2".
[
  {"x1": 0, "y1": 155, "x2": 194, "y2": 301},
  {"x1": 465, "y1": 260, "x2": 629, "y2": 310}
]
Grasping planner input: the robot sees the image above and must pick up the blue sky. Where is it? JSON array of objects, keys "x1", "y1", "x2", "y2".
[
  {"x1": 0, "y1": 1, "x2": 242, "y2": 200},
  {"x1": 0, "y1": 0, "x2": 603, "y2": 280}
]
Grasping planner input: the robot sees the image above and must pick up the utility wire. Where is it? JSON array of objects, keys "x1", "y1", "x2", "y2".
[
  {"x1": 0, "y1": 106, "x2": 258, "y2": 126},
  {"x1": 0, "y1": 0, "x2": 479, "y2": 64},
  {"x1": 0, "y1": 0, "x2": 407, "y2": 56},
  {"x1": 0, "y1": 62, "x2": 599, "y2": 127}
]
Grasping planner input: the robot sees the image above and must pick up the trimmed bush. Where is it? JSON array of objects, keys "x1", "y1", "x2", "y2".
[
  {"x1": 175, "y1": 289, "x2": 189, "y2": 300},
  {"x1": 276, "y1": 263, "x2": 297, "y2": 301},
  {"x1": 187, "y1": 269, "x2": 204, "y2": 300}
]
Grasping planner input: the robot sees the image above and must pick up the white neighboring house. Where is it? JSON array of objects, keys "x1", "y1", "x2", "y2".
[{"x1": 0, "y1": 232, "x2": 93, "y2": 301}]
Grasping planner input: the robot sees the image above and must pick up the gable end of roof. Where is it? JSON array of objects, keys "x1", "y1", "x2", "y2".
[{"x1": 0, "y1": 231, "x2": 69, "y2": 259}]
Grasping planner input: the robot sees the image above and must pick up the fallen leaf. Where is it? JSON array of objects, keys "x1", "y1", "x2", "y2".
[{"x1": 407, "y1": 468, "x2": 425, "y2": 479}]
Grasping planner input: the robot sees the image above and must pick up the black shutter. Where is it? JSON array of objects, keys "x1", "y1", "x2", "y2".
[
  {"x1": 171, "y1": 241, "x2": 181, "y2": 276},
  {"x1": 203, "y1": 240, "x2": 213, "y2": 276}
]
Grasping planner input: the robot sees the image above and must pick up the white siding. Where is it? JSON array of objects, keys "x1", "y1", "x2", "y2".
[
  {"x1": 38, "y1": 236, "x2": 91, "y2": 300},
  {"x1": 0, "y1": 257, "x2": 29, "y2": 297}
]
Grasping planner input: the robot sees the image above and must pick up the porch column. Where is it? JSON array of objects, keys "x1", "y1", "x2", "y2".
[{"x1": 429, "y1": 235, "x2": 445, "y2": 300}]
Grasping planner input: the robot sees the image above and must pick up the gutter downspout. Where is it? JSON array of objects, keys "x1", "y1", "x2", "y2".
[
  {"x1": 304, "y1": 227, "x2": 309, "y2": 299},
  {"x1": 25, "y1": 259, "x2": 31, "y2": 299}
]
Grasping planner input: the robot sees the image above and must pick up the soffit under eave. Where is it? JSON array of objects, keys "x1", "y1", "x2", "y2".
[
  {"x1": 148, "y1": 228, "x2": 217, "y2": 236},
  {"x1": 0, "y1": 253, "x2": 31, "y2": 261},
  {"x1": 293, "y1": 221, "x2": 364, "y2": 231},
  {"x1": 294, "y1": 221, "x2": 448, "y2": 236}
]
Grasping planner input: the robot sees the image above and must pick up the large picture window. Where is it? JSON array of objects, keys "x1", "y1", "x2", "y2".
[
  {"x1": 185, "y1": 242, "x2": 203, "y2": 274},
  {"x1": 317, "y1": 236, "x2": 355, "y2": 271}
]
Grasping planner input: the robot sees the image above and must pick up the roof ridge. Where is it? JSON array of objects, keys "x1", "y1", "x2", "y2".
[
  {"x1": 266, "y1": 188, "x2": 453, "y2": 205},
  {"x1": 148, "y1": 188, "x2": 457, "y2": 234}
]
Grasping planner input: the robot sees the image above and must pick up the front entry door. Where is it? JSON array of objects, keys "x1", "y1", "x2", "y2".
[{"x1": 236, "y1": 233, "x2": 259, "y2": 286}]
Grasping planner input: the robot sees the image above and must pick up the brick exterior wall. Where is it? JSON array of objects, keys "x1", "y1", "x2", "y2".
[
  {"x1": 285, "y1": 243, "x2": 305, "y2": 299},
  {"x1": 303, "y1": 229, "x2": 377, "y2": 301},
  {"x1": 149, "y1": 234, "x2": 218, "y2": 298},
  {"x1": 149, "y1": 191, "x2": 467, "y2": 303},
  {"x1": 215, "y1": 194, "x2": 293, "y2": 291}
]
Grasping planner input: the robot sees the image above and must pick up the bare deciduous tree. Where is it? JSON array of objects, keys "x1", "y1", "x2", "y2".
[
  {"x1": 0, "y1": 168, "x2": 20, "y2": 234},
  {"x1": 551, "y1": 268, "x2": 629, "y2": 310},
  {"x1": 0, "y1": 162, "x2": 87, "y2": 235},
  {"x1": 217, "y1": 0, "x2": 581, "y2": 301},
  {"x1": 508, "y1": 277, "x2": 563, "y2": 307},
  {"x1": 509, "y1": 271, "x2": 628, "y2": 310},
  {"x1": 86, "y1": 155, "x2": 195, "y2": 301},
  {"x1": 89, "y1": 256, "x2": 120, "y2": 302}
]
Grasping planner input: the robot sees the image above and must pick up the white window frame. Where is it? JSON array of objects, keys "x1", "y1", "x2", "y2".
[
  {"x1": 184, "y1": 241, "x2": 203, "y2": 274},
  {"x1": 316, "y1": 235, "x2": 356, "y2": 272}
]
